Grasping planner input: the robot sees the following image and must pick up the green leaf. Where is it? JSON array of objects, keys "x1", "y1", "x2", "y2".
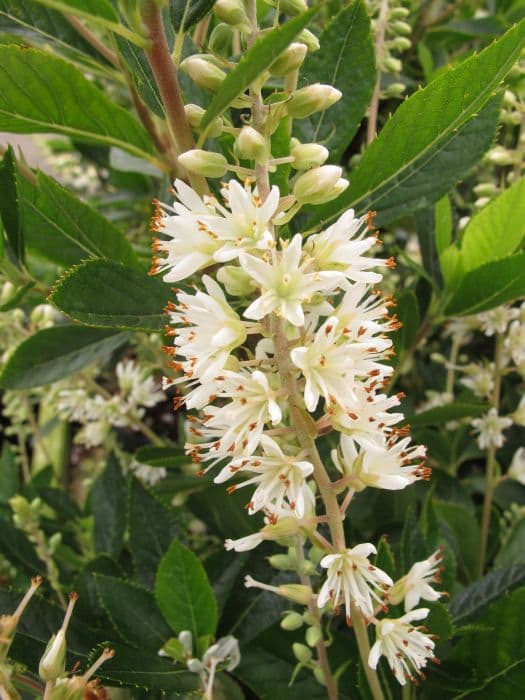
[
  {"x1": 0, "y1": 326, "x2": 129, "y2": 389},
  {"x1": 444, "y1": 252, "x2": 525, "y2": 316},
  {"x1": 426, "y1": 601, "x2": 454, "y2": 643},
  {"x1": 307, "y1": 16, "x2": 525, "y2": 227},
  {"x1": 0, "y1": 146, "x2": 24, "y2": 264},
  {"x1": 49, "y1": 260, "x2": 170, "y2": 331},
  {"x1": 115, "y1": 36, "x2": 164, "y2": 117},
  {"x1": 89, "y1": 642, "x2": 200, "y2": 692},
  {"x1": 449, "y1": 565, "x2": 525, "y2": 625},
  {"x1": 94, "y1": 574, "x2": 172, "y2": 651},
  {"x1": 392, "y1": 289, "x2": 420, "y2": 357},
  {"x1": 448, "y1": 177, "x2": 525, "y2": 274},
  {"x1": 128, "y1": 477, "x2": 178, "y2": 588},
  {"x1": 434, "y1": 500, "x2": 480, "y2": 581},
  {"x1": 0, "y1": 443, "x2": 18, "y2": 504},
  {"x1": 135, "y1": 445, "x2": 191, "y2": 470},
  {"x1": 495, "y1": 515, "x2": 525, "y2": 568},
  {"x1": 295, "y1": 0, "x2": 376, "y2": 162},
  {"x1": 170, "y1": 0, "x2": 216, "y2": 31},
  {"x1": 400, "y1": 506, "x2": 428, "y2": 575},
  {"x1": 19, "y1": 171, "x2": 137, "y2": 268},
  {"x1": 0, "y1": 515, "x2": 46, "y2": 575},
  {"x1": 449, "y1": 587, "x2": 525, "y2": 698},
  {"x1": 375, "y1": 535, "x2": 395, "y2": 579},
  {"x1": 408, "y1": 401, "x2": 489, "y2": 427},
  {"x1": 435, "y1": 195, "x2": 453, "y2": 254},
  {"x1": 90, "y1": 455, "x2": 127, "y2": 559},
  {"x1": 200, "y1": 6, "x2": 318, "y2": 132},
  {"x1": 0, "y1": 46, "x2": 155, "y2": 160},
  {"x1": 156, "y1": 540, "x2": 218, "y2": 644}
]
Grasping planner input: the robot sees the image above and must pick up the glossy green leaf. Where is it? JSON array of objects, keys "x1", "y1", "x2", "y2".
[
  {"x1": 434, "y1": 500, "x2": 480, "y2": 581},
  {"x1": 94, "y1": 574, "x2": 172, "y2": 650},
  {"x1": 20, "y1": 171, "x2": 137, "y2": 268},
  {"x1": 200, "y1": 6, "x2": 318, "y2": 132},
  {"x1": 495, "y1": 515, "x2": 525, "y2": 568},
  {"x1": 0, "y1": 443, "x2": 18, "y2": 504},
  {"x1": 156, "y1": 540, "x2": 218, "y2": 642},
  {"x1": 408, "y1": 401, "x2": 489, "y2": 427},
  {"x1": 307, "y1": 17, "x2": 525, "y2": 227},
  {"x1": 116, "y1": 36, "x2": 164, "y2": 117},
  {"x1": 0, "y1": 46, "x2": 154, "y2": 159},
  {"x1": 0, "y1": 326, "x2": 129, "y2": 389},
  {"x1": 0, "y1": 147, "x2": 24, "y2": 264},
  {"x1": 435, "y1": 195, "x2": 453, "y2": 254},
  {"x1": 170, "y1": 0, "x2": 216, "y2": 31},
  {"x1": 49, "y1": 260, "x2": 170, "y2": 331},
  {"x1": 135, "y1": 445, "x2": 191, "y2": 470},
  {"x1": 129, "y1": 477, "x2": 178, "y2": 588},
  {"x1": 447, "y1": 176, "x2": 525, "y2": 276},
  {"x1": 444, "y1": 252, "x2": 525, "y2": 316},
  {"x1": 295, "y1": 0, "x2": 376, "y2": 161},
  {"x1": 90, "y1": 455, "x2": 127, "y2": 559},
  {"x1": 392, "y1": 289, "x2": 420, "y2": 357}
]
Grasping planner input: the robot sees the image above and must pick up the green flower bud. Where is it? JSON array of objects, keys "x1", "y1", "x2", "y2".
[
  {"x1": 268, "y1": 553, "x2": 296, "y2": 571},
  {"x1": 313, "y1": 665, "x2": 326, "y2": 686},
  {"x1": 297, "y1": 28, "x2": 320, "y2": 52},
  {"x1": 49, "y1": 647, "x2": 115, "y2": 700},
  {"x1": 291, "y1": 141, "x2": 329, "y2": 170},
  {"x1": 215, "y1": 0, "x2": 251, "y2": 32},
  {"x1": 388, "y1": 36, "x2": 411, "y2": 52},
  {"x1": 0, "y1": 282, "x2": 15, "y2": 305},
  {"x1": 299, "y1": 559, "x2": 317, "y2": 576},
  {"x1": 391, "y1": 20, "x2": 412, "y2": 36},
  {"x1": 39, "y1": 630, "x2": 67, "y2": 681},
  {"x1": 486, "y1": 145, "x2": 515, "y2": 166},
  {"x1": 293, "y1": 165, "x2": 349, "y2": 205},
  {"x1": 217, "y1": 265, "x2": 254, "y2": 296},
  {"x1": 235, "y1": 126, "x2": 268, "y2": 163},
  {"x1": 277, "y1": 584, "x2": 312, "y2": 605},
  {"x1": 473, "y1": 182, "x2": 498, "y2": 197},
  {"x1": 160, "y1": 637, "x2": 187, "y2": 662},
  {"x1": 292, "y1": 643, "x2": 312, "y2": 663},
  {"x1": 280, "y1": 611, "x2": 304, "y2": 631},
  {"x1": 390, "y1": 6, "x2": 410, "y2": 19},
  {"x1": 305, "y1": 625, "x2": 322, "y2": 647},
  {"x1": 178, "y1": 150, "x2": 228, "y2": 178},
  {"x1": 180, "y1": 56, "x2": 226, "y2": 92},
  {"x1": 382, "y1": 55, "x2": 402, "y2": 74},
  {"x1": 184, "y1": 104, "x2": 223, "y2": 138},
  {"x1": 287, "y1": 84, "x2": 341, "y2": 119},
  {"x1": 270, "y1": 42, "x2": 307, "y2": 76},
  {"x1": 209, "y1": 22, "x2": 233, "y2": 55},
  {"x1": 266, "y1": 0, "x2": 307, "y2": 15},
  {"x1": 381, "y1": 82, "x2": 406, "y2": 99}
]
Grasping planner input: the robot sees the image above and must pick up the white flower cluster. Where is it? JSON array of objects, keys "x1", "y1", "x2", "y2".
[
  {"x1": 58, "y1": 360, "x2": 164, "y2": 447},
  {"x1": 153, "y1": 175, "x2": 438, "y2": 683}
]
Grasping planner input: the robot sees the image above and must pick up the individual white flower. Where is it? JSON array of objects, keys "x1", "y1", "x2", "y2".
[
  {"x1": 388, "y1": 550, "x2": 443, "y2": 611},
  {"x1": 291, "y1": 317, "x2": 392, "y2": 412},
  {"x1": 444, "y1": 316, "x2": 480, "y2": 341},
  {"x1": 471, "y1": 408, "x2": 512, "y2": 449},
  {"x1": 240, "y1": 234, "x2": 342, "y2": 327},
  {"x1": 317, "y1": 544, "x2": 393, "y2": 621},
  {"x1": 187, "y1": 370, "x2": 282, "y2": 466},
  {"x1": 505, "y1": 319, "x2": 525, "y2": 367},
  {"x1": 368, "y1": 609, "x2": 436, "y2": 685},
  {"x1": 512, "y1": 395, "x2": 525, "y2": 427},
  {"x1": 214, "y1": 435, "x2": 314, "y2": 518},
  {"x1": 165, "y1": 275, "x2": 248, "y2": 382},
  {"x1": 331, "y1": 434, "x2": 429, "y2": 491},
  {"x1": 328, "y1": 385, "x2": 405, "y2": 447},
  {"x1": 201, "y1": 635, "x2": 240, "y2": 673},
  {"x1": 129, "y1": 460, "x2": 167, "y2": 486},
  {"x1": 57, "y1": 387, "x2": 89, "y2": 422},
  {"x1": 459, "y1": 362, "x2": 494, "y2": 399},
  {"x1": 478, "y1": 306, "x2": 518, "y2": 336},
  {"x1": 508, "y1": 447, "x2": 525, "y2": 485},
  {"x1": 116, "y1": 360, "x2": 165, "y2": 408},
  {"x1": 225, "y1": 532, "x2": 264, "y2": 552},
  {"x1": 304, "y1": 209, "x2": 383, "y2": 283},
  {"x1": 334, "y1": 283, "x2": 397, "y2": 342},
  {"x1": 77, "y1": 418, "x2": 110, "y2": 448}
]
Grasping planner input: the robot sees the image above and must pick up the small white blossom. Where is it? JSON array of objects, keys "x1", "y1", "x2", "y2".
[
  {"x1": 478, "y1": 306, "x2": 518, "y2": 337},
  {"x1": 459, "y1": 362, "x2": 494, "y2": 399},
  {"x1": 389, "y1": 550, "x2": 443, "y2": 611},
  {"x1": 241, "y1": 234, "x2": 341, "y2": 327},
  {"x1": 512, "y1": 395, "x2": 525, "y2": 427},
  {"x1": 116, "y1": 360, "x2": 165, "y2": 408},
  {"x1": 505, "y1": 319, "x2": 525, "y2": 367},
  {"x1": 471, "y1": 408, "x2": 512, "y2": 449},
  {"x1": 368, "y1": 609, "x2": 436, "y2": 685},
  {"x1": 317, "y1": 544, "x2": 393, "y2": 621},
  {"x1": 331, "y1": 434, "x2": 428, "y2": 492},
  {"x1": 225, "y1": 533, "x2": 264, "y2": 552},
  {"x1": 508, "y1": 447, "x2": 525, "y2": 485},
  {"x1": 129, "y1": 460, "x2": 167, "y2": 486},
  {"x1": 214, "y1": 435, "x2": 314, "y2": 518}
]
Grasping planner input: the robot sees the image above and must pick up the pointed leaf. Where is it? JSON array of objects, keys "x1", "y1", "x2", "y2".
[{"x1": 91, "y1": 455, "x2": 127, "y2": 559}]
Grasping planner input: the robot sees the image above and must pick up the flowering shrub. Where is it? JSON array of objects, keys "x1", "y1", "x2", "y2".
[{"x1": 0, "y1": 1, "x2": 524, "y2": 699}]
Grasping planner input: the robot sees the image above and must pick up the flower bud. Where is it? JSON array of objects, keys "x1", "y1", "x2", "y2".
[
  {"x1": 39, "y1": 630, "x2": 67, "y2": 681},
  {"x1": 382, "y1": 56, "x2": 402, "y2": 73},
  {"x1": 208, "y1": 22, "x2": 233, "y2": 55},
  {"x1": 388, "y1": 36, "x2": 411, "y2": 52},
  {"x1": 268, "y1": 553, "x2": 296, "y2": 570},
  {"x1": 299, "y1": 559, "x2": 317, "y2": 576},
  {"x1": 287, "y1": 84, "x2": 342, "y2": 119},
  {"x1": 266, "y1": 0, "x2": 307, "y2": 15},
  {"x1": 49, "y1": 648, "x2": 114, "y2": 700},
  {"x1": 381, "y1": 82, "x2": 406, "y2": 99},
  {"x1": 235, "y1": 126, "x2": 268, "y2": 163},
  {"x1": 293, "y1": 165, "x2": 349, "y2": 205},
  {"x1": 215, "y1": 0, "x2": 251, "y2": 32},
  {"x1": 180, "y1": 56, "x2": 226, "y2": 92},
  {"x1": 391, "y1": 20, "x2": 412, "y2": 36},
  {"x1": 291, "y1": 141, "x2": 329, "y2": 170},
  {"x1": 313, "y1": 665, "x2": 326, "y2": 686},
  {"x1": 390, "y1": 6, "x2": 410, "y2": 19},
  {"x1": 270, "y1": 42, "x2": 307, "y2": 76},
  {"x1": 298, "y1": 28, "x2": 320, "y2": 51},
  {"x1": 305, "y1": 625, "x2": 322, "y2": 647},
  {"x1": 179, "y1": 150, "x2": 228, "y2": 178},
  {"x1": 0, "y1": 281, "x2": 15, "y2": 305},
  {"x1": 187, "y1": 658, "x2": 204, "y2": 673},
  {"x1": 292, "y1": 643, "x2": 312, "y2": 663},
  {"x1": 486, "y1": 145, "x2": 515, "y2": 166},
  {"x1": 217, "y1": 265, "x2": 254, "y2": 296},
  {"x1": 280, "y1": 611, "x2": 304, "y2": 631},
  {"x1": 184, "y1": 104, "x2": 223, "y2": 138},
  {"x1": 277, "y1": 583, "x2": 312, "y2": 605}
]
